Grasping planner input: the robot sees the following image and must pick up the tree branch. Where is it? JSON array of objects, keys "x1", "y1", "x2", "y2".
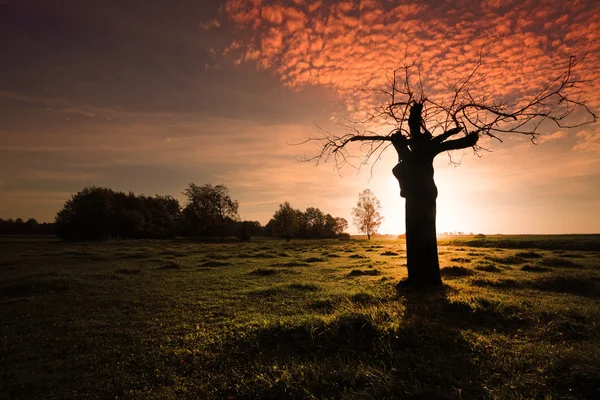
[
  {"x1": 432, "y1": 126, "x2": 463, "y2": 144},
  {"x1": 434, "y1": 131, "x2": 479, "y2": 154}
]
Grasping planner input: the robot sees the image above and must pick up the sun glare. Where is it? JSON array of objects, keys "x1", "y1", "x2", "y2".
[{"x1": 377, "y1": 173, "x2": 482, "y2": 235}]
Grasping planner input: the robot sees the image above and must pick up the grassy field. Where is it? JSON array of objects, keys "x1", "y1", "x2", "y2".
[{"x1": 1, "y1": 236, "x2": 599, "y2": 399}]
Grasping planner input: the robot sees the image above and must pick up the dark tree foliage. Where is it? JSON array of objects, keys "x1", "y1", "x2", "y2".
[
  {"x1": 0, "y1": 218, "x2": 55, "y2": 235},
  {"x1": 55, "y1": 186, "x2": 181, "y2": 241},
  {"x1": 267, "y1": 202, "x2": 348, "y2": 240},
  {"x1": 181, "y1": 183, "x2": 239, "y2": 241}
]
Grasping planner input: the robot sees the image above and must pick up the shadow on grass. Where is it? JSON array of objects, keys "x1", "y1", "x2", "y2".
[
  {"x1": 207, "y1": 286, "x2": 489, "y2": 399},
  {"x1": 471, "y1": 276, "x2": 600, "y2": 298},
  {"x1": 1, "y1": 277, "x2": 79, "y2": 299}
]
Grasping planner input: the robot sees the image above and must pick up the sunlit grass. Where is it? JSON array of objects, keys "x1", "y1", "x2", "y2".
[{"x1": 1, "y1": 236, "x2": 599, "y2": 399}]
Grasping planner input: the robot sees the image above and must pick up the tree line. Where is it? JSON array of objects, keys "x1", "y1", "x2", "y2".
[
  {"x1": 265, "y1": 201, "x2": 349, "y2": 241},
  {"x1": 0, "y1": 218, "x2": 55, "y2": 235},
  {"x1": 8, "y1": 183, "x2": 351, "y2": 241}
]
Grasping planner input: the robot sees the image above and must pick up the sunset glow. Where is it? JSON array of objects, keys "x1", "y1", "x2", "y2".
[{"x1": 1, "y1": 0, "x2": 599, "y2": 233}]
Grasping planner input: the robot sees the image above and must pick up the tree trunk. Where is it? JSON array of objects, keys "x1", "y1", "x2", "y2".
[
  {"x1": 367, "y1": 232, "x2": 371, "y2": 240},
  {"x1": 220, "y1": 216, "x2": 224, "y2": 243},
  {"x1": 393, "y1": 158, "x2": 442, "y2": 286},
  {"x1": 405, "y1": 196, "x2": 441, "y2": 286}
]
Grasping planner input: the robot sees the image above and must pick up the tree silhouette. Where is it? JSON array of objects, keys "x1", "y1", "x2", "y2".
[
  {"x1": 211, "y1": 185, "x2": 240, "y2": 242},
  {"x1": 303, "y1": 56, "x2": 596, "y2": 286},
  {"x1": 182, "y1": 183, "x2": 239, "y2": 241},
  {"x1": 272, "y1": 201, "x2": 300, "y2": 242},
  {"x1": 352, "y1": 189, "x2": 383, "y2": 240}
]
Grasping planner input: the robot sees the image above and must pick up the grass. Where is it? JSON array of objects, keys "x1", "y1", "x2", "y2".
[{"x1": 1, "y1": 235, "x2": 599, "y2": 399}]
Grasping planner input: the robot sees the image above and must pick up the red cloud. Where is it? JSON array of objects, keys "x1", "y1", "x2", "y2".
[{"x1": 221, "y1": 0, "x2": 600, "y2": 122}]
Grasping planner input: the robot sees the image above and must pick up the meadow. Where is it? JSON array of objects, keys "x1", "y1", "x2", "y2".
[{"x1": 1, "y1": 235, "x2": 599, "y2": 399}]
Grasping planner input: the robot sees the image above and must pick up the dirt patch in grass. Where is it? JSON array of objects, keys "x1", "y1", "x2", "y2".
[
  {"x1": 539, "y1": 257, "x2": 579, "y2": 268},
  {"x1": 199, "y1": 260, "x2": 232, "y2": 267},
  {"x1": 271, "y1": 261, "x2": 310, "y2": 267},
  {"x1": 521, "y1": 265, "x2": 552, "y2": 273},
  {"x1": 307, "y1": 299, "x2": 337, "y2": 313},
  {"x1": 350, "y1": 292, "x2": 382, "y2": 305},
  {"x1": 157, "y1": 261, "x2": 183, "y2": 270},
  {"x1": 288, "y1": 283, "x2": 321, "y2": 292},
  {"x1": 118, "y1": 252, "x2": 147, "y2": 259},
  {"x1": 348, "y1": 254, "x2": 366, "y2": 259},
  {"x1": 327, "y1": 253, "x2": 341, "y2": 258},
  {"x1": 114, "y1": 268, "x2": 142, "y2": 275},
  {"x1": 450, "y1": 257, "x2": 471, "y2": 263},
  {"x1": 475, "y1": 264, "x2": 503, "y2": 273},
  {"x1": 348, "y1": 269, "x2": 382, "y2": 277},
  {"x1": 380, "y1": 251, "x2": 398, "y2": 256},
  {"x1": 238, "y1": 252, "x2": 277, "y2": 259},
  {"x1": 484, "y1": 255, "x2": 525, "y2": 265},
  {"x1": 441, "y1": 266, "x2": 475, "y2": 277},
  {"x1": 467, "y1": 252, "x2": 484, "y2": 256},
  {"x1": 515, "y1": 251, "x2": 543, "y2": 259},
  {"x1": 562, "y1": 253, "x2": 587, "y2": 259},
  {"x1": 304, "y1": 257, "x2": 325, "y2": 263},
  {"x1": 249, "y1": 268, "x2": 279, "y2": 276}
]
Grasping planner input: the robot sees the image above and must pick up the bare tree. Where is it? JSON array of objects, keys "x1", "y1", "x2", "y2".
[
  {"x1": 302, "y1": 55, "x2": 596, "y2": 286},
  {"x1": 352, "y1": 189, "x2": 383, "y2": 240}
]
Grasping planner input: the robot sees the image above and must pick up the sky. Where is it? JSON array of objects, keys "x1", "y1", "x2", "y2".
[{"x1": 1, "y1": 0, "x2": 599, "y2": 234}]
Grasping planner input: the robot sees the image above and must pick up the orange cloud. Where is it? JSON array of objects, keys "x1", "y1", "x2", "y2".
[{"x1": 220, "y1": 0, "x2": 600, "y2": 128}]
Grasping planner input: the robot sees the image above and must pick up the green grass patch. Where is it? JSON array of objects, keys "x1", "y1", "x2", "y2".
[{"x1": 1, "y1": 236, "x2": 599, "y2": 399}]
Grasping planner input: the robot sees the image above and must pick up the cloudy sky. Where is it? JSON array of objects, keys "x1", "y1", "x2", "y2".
[{"x1": 1, "y1": 0, "x2": 599, "y2": 234}]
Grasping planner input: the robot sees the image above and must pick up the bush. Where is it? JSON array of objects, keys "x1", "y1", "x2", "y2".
[{"x1": 337, "y1": 233, "x2": 351, "y2": 241}]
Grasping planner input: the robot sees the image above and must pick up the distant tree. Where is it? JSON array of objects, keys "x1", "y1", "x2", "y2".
[
  {"x1": 55, "y1": 186, "x2": 115, "y2": 241},
  {"x1": 352, "y1": 189, "x2": 383, "y2": 240},
  {"x1": 182, "y1": 183, "x2": 238, "y2": 240},
  {"x1": 272, "y1": 201, "x2": 299, "y2": 241},
  {"x1": 334, "y1": 217, "x2": 349, "y2": 236},
  {"x1": 182, "y1": 183, "x2": 216, "y2": 236},
  {"x1": 236, "y1": 221, "x2": 252, "y2": 241},
  {"x1": 244, "y1": 220, "x2": 264, "y2": 236},
  {"x1": 303, "y1": 207, "x2": 326, "y2": 238},
  {"x1": 0, "y1": 217, "x2": 54, "y2": 235},
  {"x1": 113, "y1": 192, "x2": 144, "y2": 238},
  {"x1": 139, "y1": 194, "x2": 181, "y2": 238},
  {"x1": 210, "y1": 185, "x2": 239, "y2": 242},
  {"x1": 55, "y1": 187, "x2": 182, "y2": 240},
  {"x1": 236, "y1": 220, "x2": 263, "y2": 240},
  {"x1": 25, "y1": 218, "x2": 38, "y2": 226}
]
